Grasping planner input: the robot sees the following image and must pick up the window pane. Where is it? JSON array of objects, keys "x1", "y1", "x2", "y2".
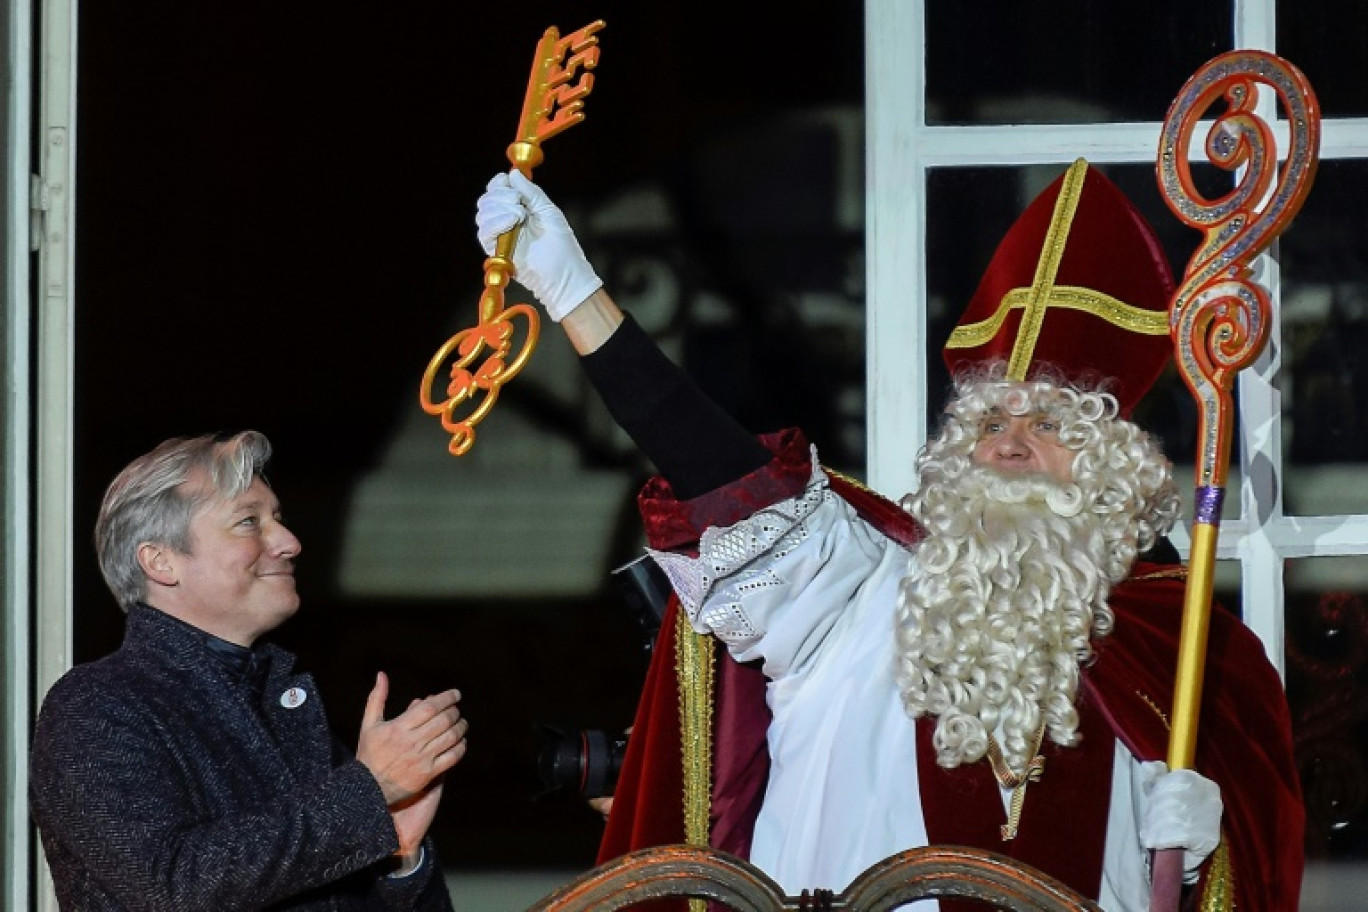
[
  {"x1": 1279, "y1": 4, "x2": 1368, "y2": 118},
  {"x1": 924, "y1": 162, "x2": 1240, "y2": 520},
  {"x1": 926, "y1": 2, "x2": 1232, "y2": 125},
  {"x1": 1286, "y1": 557, "x2": 1368, "y2": 901},
  {"x1": 1281, "y1": 160, "x2": 1368, "y2": 515}
]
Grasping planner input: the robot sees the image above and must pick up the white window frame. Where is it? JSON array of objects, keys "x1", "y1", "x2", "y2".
[
  {"x1": 6, "y1": 0, "x2": 77, "y2": 908},
  {"x1": 866, "y1": 0, "x2": 1368, "y2": 680},
  {"x1": 3, "y1": 0, "x2": 34, "y2": 906}
]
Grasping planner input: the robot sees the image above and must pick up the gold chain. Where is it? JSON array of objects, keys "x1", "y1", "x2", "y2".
[{"x1": 984, "y1": 720, "x2": 1047, "y2": 841}]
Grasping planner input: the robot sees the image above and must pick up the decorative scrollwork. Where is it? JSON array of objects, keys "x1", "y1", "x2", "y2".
[
  {"x1": 419, "y1": 300, "x2": 539, "y2": 456},
  {"x1": 1157, "y1": 49, "x2": 1320, "y2": 490},
  {"x1": 527, "y1": 844, "x2": 1100, "y2": 911}
]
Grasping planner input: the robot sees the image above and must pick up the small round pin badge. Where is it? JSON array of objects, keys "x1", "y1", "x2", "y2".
[{"x1": 280, "y1": 686, "x2": 308, "y2": 709}]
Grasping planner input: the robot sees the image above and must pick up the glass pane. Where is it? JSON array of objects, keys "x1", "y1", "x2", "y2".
[
  {"x1": 1281, "y1": 160, "x2": 1368, "y2": 516},
  {"x1": 1211, "y1": 559, "x2": 1244, "y2": 621},
  {"x1": 677, "y1": 111, "x2": 868, "y2": 472},
  {"x1": 1279, "y1": 4, "x2": 1368, "y2": 118},
  {"x1": 1286, "y1": 557, "x2": 1368, "y2": 906},
  {"x1": 926, "y1": 2, "x2": 1232, "y2": 125},
  {"x1": 924, "y1": 163, "x2": 1240, "y2": 521}
]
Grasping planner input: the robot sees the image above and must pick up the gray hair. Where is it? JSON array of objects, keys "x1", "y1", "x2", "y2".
[{"x1": 95, "y1": 431, "x2": 273, "y2": 611}]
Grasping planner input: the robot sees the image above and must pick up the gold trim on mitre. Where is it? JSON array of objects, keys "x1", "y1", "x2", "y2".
[
  {"x1": 947, "y1": 286, "x2": 1170, "y2": 349},
  {"x1": 944, "y1": 159, "x2": 1169, "y2": 379}
]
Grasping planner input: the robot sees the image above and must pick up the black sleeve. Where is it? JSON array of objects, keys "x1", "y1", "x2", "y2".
[{"x1": 580, "y1": 314, "x2": 771, "y2": 499}]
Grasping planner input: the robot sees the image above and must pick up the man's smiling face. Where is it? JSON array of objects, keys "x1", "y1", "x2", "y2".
[{"x1": 155, "y1": 474, "x2": 302, "y2": 646}]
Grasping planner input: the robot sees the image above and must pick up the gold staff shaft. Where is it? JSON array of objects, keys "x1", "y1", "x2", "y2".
[{"x1": 1168, "y1": 522, "x2": 1217, "y2": 768}]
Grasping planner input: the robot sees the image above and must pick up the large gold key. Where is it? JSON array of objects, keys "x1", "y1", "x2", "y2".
[{"x1": 420, "y1": 21, "x2": 605, "y2": 456}]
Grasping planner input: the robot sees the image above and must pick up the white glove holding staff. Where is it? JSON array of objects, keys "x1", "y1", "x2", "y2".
[
  {"x1": 475, "y1": 171, "x2": 603, "y2": 322},
  {"x1": 1137, "y1": 761, "x2": 1223, "y2": 883}
]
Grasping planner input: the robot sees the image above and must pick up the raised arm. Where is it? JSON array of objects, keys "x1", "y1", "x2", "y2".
[{"x1": 562, "y1": 287, "x2": 624, "y2": 354}]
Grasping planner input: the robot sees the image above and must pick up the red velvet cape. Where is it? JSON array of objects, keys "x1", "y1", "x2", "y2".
[{"x1": 598, "y1": 430, "x2": 1303, "y2": 910}]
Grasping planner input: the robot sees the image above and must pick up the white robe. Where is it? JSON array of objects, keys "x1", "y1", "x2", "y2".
[{"x1": 650, "y1": 458, "x2": 1156, "y2": 909}]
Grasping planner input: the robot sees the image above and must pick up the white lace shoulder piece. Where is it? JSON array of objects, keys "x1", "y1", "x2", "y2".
[{"x1": 648, "y1": 450, "x2": 830, "y2": 647}]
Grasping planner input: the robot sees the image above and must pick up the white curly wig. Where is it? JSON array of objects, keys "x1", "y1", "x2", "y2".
[{"x1": 894, "y1": 363, "x2": 1181, "y2": 772}]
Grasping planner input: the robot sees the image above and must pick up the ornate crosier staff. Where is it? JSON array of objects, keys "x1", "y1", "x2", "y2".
[
  {"x1": 1149, "y1": 50, "x2": 1319, "y2": 912},
  {"x1": 420, "y1": 21, "x2": 605, "y2": 455}
]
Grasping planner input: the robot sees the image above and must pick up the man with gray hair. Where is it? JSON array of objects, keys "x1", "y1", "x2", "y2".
[{"x1": 31, "y1": 430, "x2": 465, "y2": 911}]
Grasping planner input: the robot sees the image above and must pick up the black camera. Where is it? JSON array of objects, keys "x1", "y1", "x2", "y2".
[{"x1": 532, "y1": 556, "x2": 670, "y2": 800}]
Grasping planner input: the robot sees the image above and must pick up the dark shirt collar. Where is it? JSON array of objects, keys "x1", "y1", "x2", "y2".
[{"x1": 136, "y1": 603, "x2": 269, "y2": 691}]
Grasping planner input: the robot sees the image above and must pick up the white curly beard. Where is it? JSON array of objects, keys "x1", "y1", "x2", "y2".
[{"x1": 895, "y1": 464, "x2": 1117, "y2": 774}]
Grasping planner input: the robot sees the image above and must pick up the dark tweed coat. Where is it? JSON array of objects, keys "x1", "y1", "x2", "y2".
[{"x1": 30, "y1": 604, "x2": 454, "y2": 911}]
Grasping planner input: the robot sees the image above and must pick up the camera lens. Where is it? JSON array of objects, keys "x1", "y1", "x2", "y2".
[{"x1": 534, "y1": 726, "x2": 629, "y2": 799}]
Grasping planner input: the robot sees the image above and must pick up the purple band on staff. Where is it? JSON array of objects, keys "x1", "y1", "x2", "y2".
[{"x1": 1194, "y1": 486, "x2": 1225, "y2": 525}]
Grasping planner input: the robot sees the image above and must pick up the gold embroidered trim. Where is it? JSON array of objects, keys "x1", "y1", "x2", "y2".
[
  {"x1": 674, "y1": 610, "x2": 714, "y2": 851},
  {"x1": 824, "y1": 466, "x2": 875, "y2": 495},
  {"x1": 985, "y1": 721, "x2": 1047, "y2": 841},
  {"x1": 1133, "y1": 566, "x2": 1189, "y2": 581},
  {"x1": 945, "y1": 285, "x2": 1170, "y2": 349},
  {"x1": 1198, "y1": 837, "x2": 1234, "y2": 912},
  {"x1": 1136, "y1": 691, "x2": 1172, "y2": 731}
]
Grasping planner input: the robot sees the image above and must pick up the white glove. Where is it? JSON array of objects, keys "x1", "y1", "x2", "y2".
[
  {"x1": 1137, "y1": 761, "x2": 1223, "y2": 882},
  {"x1": 474, "y1": 170, "x2": 603, "y2": 322}
]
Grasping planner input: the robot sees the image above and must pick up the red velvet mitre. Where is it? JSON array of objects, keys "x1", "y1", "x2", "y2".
[{"x1": 943, "y1": 159, "x2": 1175, "y2": 417}]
